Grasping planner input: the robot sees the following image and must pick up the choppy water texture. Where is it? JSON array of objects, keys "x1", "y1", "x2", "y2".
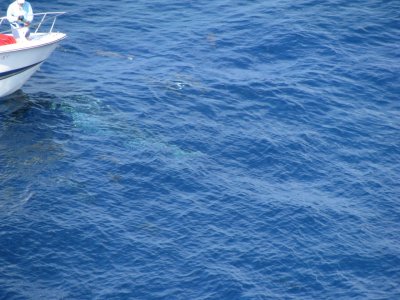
[{"x1": 1, "y1": 0, "x2": 399, "y2": 299}]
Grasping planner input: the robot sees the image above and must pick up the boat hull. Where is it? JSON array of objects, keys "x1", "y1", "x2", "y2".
[{"x1": 0, "y1": 32, "x2": 66, "y2": 98}]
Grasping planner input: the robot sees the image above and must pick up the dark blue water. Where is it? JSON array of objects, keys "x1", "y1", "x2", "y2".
[{"x1": 1, "y1": 0, "x2": 399, "y2": 299}]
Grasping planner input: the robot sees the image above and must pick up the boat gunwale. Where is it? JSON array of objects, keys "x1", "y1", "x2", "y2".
[{"x1": 0, "y1": 32, "x2": 66, "y2": 54}]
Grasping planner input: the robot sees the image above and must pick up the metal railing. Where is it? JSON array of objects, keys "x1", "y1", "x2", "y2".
[{"x1": 0, "y1": 11, "x2": 66, "y2": 34}]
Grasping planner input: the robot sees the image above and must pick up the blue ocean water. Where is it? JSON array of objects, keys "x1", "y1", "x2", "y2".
[{"x1": 0, "y1": 0, "x2": 399, "y2": 298}]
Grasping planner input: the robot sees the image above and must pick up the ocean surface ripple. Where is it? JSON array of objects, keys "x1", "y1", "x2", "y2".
[{"x1": 0, "y1": 0, "x2": 399, "y2": 299}]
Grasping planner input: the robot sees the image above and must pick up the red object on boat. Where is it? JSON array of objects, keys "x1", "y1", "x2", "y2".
[{"x1": 0, "y1": 34, "x2": 17, "y2": 46}]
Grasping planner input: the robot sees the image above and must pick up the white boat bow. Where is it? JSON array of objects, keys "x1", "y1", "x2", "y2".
[{"x1": 0, "y1": 12, "x2": 66, "y2": 98}]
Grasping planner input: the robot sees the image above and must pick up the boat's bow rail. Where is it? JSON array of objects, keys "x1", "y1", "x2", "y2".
[{"x1": 0, "y1": 11, "x2": 66, "y2": 34}]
